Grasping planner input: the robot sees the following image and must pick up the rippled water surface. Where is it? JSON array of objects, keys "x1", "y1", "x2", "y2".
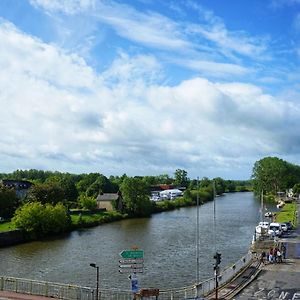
[{"x1": 0, "y1": 192, "x2": 277, "y2": 289}]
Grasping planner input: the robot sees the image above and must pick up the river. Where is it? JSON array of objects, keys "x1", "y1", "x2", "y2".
[{"x1": 0, "y1": 192, "x2": 277, "y2": 290}]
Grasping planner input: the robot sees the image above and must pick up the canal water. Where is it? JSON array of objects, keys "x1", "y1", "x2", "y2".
[{"x1": 0, "y1": 192, "x2": 277, "y2": 290}]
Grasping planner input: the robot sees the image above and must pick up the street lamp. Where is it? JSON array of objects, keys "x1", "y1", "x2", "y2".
[{"x1": 90, "y1": 263, "x2": 99, "y2": 300}]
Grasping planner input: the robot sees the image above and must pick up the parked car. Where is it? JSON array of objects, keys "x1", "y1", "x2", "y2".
[
  {"x1": 284, "y1": 221, "x2": 293, "y2": 230},
  {"x1": 280, "y1": 223, "x2": 288, "y2": 232},
  {"x1": 265, "y1": 211, "x2": 273, "y2": 218}
]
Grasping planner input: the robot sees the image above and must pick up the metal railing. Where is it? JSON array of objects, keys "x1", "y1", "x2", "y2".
[{"x1": 0, "y1": 252, "x2": 253, "y2": 300}]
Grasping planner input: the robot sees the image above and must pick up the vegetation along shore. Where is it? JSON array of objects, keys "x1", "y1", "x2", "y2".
[{"x1": 1, "y1": 155, "x2": 299, "y2": 246}]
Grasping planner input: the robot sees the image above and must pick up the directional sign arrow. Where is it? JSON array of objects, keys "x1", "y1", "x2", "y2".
[
  {"x1": 119, "y1": 264, "x2": 144, "y2": 269},
  {"x1": 119, "y1": 259, "x2": 144, "y2": 264},
  {"x1": 119, "y1": 268, "x2": 143, "y2": 273},
  {"x1": 120, "y1": 250, "x2": 144, "y2": 259}
]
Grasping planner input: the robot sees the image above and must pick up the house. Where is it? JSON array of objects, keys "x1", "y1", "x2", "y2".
[
  {"x1": 1, "y1": 179, "x2": 33, "y2": 199},
  {"x1": 96, "y1": 192, "x2": 123, "y2": 211}
]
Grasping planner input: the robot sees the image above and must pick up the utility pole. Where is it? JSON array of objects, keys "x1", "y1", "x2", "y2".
[{"x1": 213, "y1": 252, "x2": 221, "y2": 300}]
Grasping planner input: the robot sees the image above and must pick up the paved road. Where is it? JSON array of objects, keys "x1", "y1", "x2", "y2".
[{"x1": 234, "y1": 199, "x2": 300, "y2": 300}]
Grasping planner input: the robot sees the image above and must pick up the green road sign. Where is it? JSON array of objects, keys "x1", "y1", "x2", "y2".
[{"x1": 120, "y1": 250, "x2": 144, "y2": 259}]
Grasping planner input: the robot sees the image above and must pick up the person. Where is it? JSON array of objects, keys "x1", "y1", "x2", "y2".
[
  {"x1": 260, "y1": 251, "x2": 266, "y2": 265},
  {"x1": 277, "y1": 249, "x2": 282, "y2": 263},
  {"x1": 273, "y1": 247, "x2": 278, "y2": 263},
  {"x1": 269, "y1": 247, "x2": 274, "y2": 263},
  {"x1": 281, "y1": 243, "x2": 287, "y2": 259}
]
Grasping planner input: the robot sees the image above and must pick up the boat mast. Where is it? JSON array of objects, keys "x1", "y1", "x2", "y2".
[{"x1": 196, "y1": 177, "x2": 200, "y2": 284}]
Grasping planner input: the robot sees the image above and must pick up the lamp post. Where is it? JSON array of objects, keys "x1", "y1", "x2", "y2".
[{"x1": 90, "y1": 263, "x2": 99, "y2": 300}]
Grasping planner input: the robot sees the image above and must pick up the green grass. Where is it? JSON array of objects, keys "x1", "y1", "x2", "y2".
[
  {"x1": 0, "y1": 221, "x2": 16, "y2": 232},
  {"x1": 70, "y1": 210, "x2": 124, "y2": 227},
  {"x1": 275, "y1": 202, "x2": 297, "y2": 228}
]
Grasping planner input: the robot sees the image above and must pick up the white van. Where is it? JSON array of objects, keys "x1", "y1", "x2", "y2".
[{"x1": 268, "y1": 222, "x2": 282, "y2": 236}]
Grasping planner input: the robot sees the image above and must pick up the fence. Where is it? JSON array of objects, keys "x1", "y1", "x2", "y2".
[{"x1": 0, "y1": 252, "x2": 253, "y2": 300}]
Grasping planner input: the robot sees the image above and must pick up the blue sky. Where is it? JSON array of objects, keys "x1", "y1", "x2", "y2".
[{"x1": 1, "y1": 0, "x2": 300, "y2": 179}]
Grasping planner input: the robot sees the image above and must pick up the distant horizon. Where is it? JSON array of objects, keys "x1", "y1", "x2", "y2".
[{"x1": 1, "y1": 1, "x2": 300, "y2": 179}]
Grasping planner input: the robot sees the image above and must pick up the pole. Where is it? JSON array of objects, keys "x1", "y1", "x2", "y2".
[
  {"x1": 213, "y1": 180, "x2": 216, "y2": 252},
  {"x1": 90, "y1": 264, "x2": 99, "y2": 300},
  {"x1": 196, "y1": 176, "x2": 200, "y2": 284},
  {"x1": 215, "y1": 270, "x2": 218, "y2": 300},
  {"x1": 96, "y1": 266, "x2": 99, "y2": 300}
]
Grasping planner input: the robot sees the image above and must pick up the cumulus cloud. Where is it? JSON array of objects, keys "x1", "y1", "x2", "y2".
[{"x1": 1, "y1": 20, "x2": 300, "y2": 178}]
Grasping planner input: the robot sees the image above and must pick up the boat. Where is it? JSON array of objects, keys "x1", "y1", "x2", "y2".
[{"x1": 255, "y1": 191, "x2": 269, "y2": 236}]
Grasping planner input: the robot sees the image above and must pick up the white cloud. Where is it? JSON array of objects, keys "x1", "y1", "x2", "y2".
[{"x1": 1, "y1": 20, "x2": 300, "y2": 178}]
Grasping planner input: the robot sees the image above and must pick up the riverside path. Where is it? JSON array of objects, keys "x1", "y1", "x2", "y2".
[{"x1": 233, "y1": 198, "x2": 300, "y2": 300}]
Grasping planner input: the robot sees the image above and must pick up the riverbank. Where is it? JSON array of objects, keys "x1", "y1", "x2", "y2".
[{"x1": 0, "y1": 191, "x2": 247, "y2": 247}]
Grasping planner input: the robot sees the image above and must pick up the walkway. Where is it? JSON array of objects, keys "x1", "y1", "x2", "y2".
[
  {"x1": 234, "y1": 198, "x2": 300, "y2": 300},
  {"x1": 0, "y1": 291, "x2": 51, "y2": 300}
]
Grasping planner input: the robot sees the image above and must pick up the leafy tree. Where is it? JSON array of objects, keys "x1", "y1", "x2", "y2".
[
  {"x1": 46, "y1": 174, "x2": 79, "y2": 202},
  {"x1": 252, "y1": 157, "x2": 290, "y2": 195},
  {"x1": 174, "y1": 169, "x2": 189, "y2": 187},
  {"x1": 0, "y1": 184, "x2": 19, "y2": 218},
  {"x1": 12, "y1": 202, "x2": 70, "y2": 236},
  {"x1": 213, "y1": 177, "x2": 226, "y2": 195},
  {"x1": 27, "y1": 182, "x2": 65, "y2": 205},
  {"x1": 76, "y1": 173, "x2": 101, "y2": 195},
  {"x1": 78, "y1": 195, "x2": 97, "y2": 210},
  {"x1": 293, "y1": 183, "x2": 300, "y2": 197},
  {"x1": 156, "y1": 174, "x2": 173, "y2": 184},
  {"x1": 120, "y1": 177, "x2": 152, "y2": 216},
  {"x1": 224, "y1": 180, "x2": 236, "y2": 192},
  {"x1": 200, "y1": 177, "x2": 211, "y2": 188}
]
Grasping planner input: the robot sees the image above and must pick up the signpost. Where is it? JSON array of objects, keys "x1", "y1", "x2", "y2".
[
  {"x1": 120, "y1": 250, "x2": 144, "y2": 259},
  {"x1": 119, "y1": 248, "x2": 144, "y2": 299}
]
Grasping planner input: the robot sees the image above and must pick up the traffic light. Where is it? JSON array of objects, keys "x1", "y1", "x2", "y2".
[{"x1": 214, "y1": 252, "x2": 221, "y2": 265}]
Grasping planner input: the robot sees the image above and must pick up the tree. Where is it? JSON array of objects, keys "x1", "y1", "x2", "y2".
[
  {"x1": 27, "y1": 182, "x2": 65, "y2": 205},
  {"x1": 78, "y1": 195, "x2": 97, "y2": 210},
  {"x1": 0, "y1": 184, "x2": 19, "y2": 218},
  {"x1": 12, "y1": 202, "x2": 70, "y2": 237},
  {"x1": 120, "y1": 177, "x2": 152, "y2": 216},
  {"x1": 174, "y1": 169, "x2": 189, "y2": 187},
  {"x1": 252, "y1": 157, "x2": 290, "y2": 195},
  {"x1": 76, "y1": 173, "x2": 101, "y2": 195},
  {"x1": 293, "y1": 183, "x2": 300, "y2": 197},
  {"x1": 213, "y1": 177, "x2": 226, "y2": 195},
  {"x1": 46, "y1": 174, "x2": 79, "y2": 203}
]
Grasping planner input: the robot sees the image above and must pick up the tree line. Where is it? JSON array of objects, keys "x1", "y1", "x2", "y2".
[
  {"x1": 252, "y1": 156, "x2": 300, "y2": 197},
  {"x1": 0, "y1": 169, "x2": 251, "y2": 237}
]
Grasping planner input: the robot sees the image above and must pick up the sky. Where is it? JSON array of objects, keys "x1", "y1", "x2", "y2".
[{"x1": 1, "y1": 0, "x2": 300, "y2": 180}]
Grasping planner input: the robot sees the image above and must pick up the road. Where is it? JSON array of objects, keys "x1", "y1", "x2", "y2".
[{"x1": 234, "y1": 199, "x2": 300, "y2": 300}]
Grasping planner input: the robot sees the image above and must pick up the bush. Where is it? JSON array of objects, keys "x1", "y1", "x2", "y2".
[
  {"x1": 12, "y1": 202, "x2": 71, "y2": 237},
  {"x1": 78, "y1": 195, "x2": 97, "y2": 210}
]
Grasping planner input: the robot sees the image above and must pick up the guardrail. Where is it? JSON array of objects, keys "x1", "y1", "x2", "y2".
[{"x1": 0, "y1": 252, "x2": 253, "y2": 300}]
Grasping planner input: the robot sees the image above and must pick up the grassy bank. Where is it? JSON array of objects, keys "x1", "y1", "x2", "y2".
[
  {"x1": 275, "y1": 202, "x2": 297, "y2": 228},
  {"x1": 70, "y1": 210, "x2": 126, "y2": 228},
  {"x1": 0, "y1": 221, "x2": 16, "y2": 232}
]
